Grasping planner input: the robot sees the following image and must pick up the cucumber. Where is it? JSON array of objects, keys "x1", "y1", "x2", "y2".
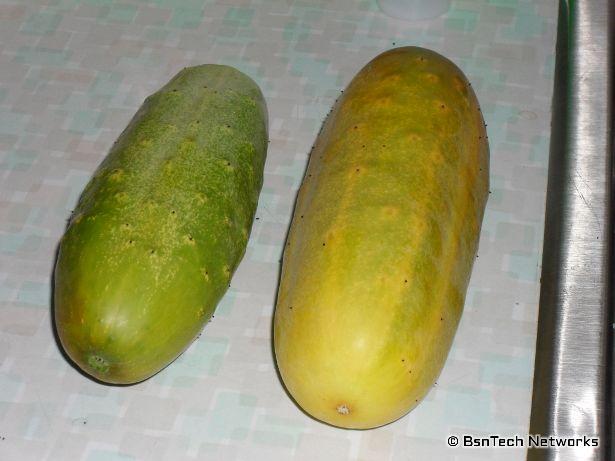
[
  {"x1": 273, "y1": 47, "x2": 488, "y2": 428},
  {"x1": 54, "y1": 65, "x2": 268, "y2": 384}
]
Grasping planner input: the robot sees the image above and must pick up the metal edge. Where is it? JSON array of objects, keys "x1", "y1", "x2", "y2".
[{"x1": 528, "y1": 0, "x2": 612, "y2": 460}]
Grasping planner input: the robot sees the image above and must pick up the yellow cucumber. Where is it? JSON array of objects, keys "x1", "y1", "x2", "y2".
[{"x1": 273, "y1": 47, "x2": 489, "y2": 429}]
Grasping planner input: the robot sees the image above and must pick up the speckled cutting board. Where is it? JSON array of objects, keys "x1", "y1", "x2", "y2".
[{"x1": 0, "y1": 1, "x2": 556, "y2": 460}]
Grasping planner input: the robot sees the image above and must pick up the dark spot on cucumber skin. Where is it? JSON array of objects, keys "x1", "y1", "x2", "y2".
[
  {"x1": 150, "y1": 249, "x2": 155, "y2": 255},
  {"x1": 108, "y1": 168, "x2": 124, "y2": 181}
]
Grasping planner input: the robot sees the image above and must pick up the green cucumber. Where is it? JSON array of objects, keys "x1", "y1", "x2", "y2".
[{"x1": 54, "y1": 65, "x2": 268, "y2": 384}]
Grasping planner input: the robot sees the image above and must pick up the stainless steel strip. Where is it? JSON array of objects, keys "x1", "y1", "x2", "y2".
[{"x1": 528, "y1": 0, "x2": 612, "y2": 460}]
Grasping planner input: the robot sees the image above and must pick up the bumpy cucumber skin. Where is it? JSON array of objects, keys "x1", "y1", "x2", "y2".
[
  {"x1": 274, "y1": 47, "x2": 489, "y2": 429},
  {"x1": 54, "y1": 65, "x2": 268, "y2": 384}
]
